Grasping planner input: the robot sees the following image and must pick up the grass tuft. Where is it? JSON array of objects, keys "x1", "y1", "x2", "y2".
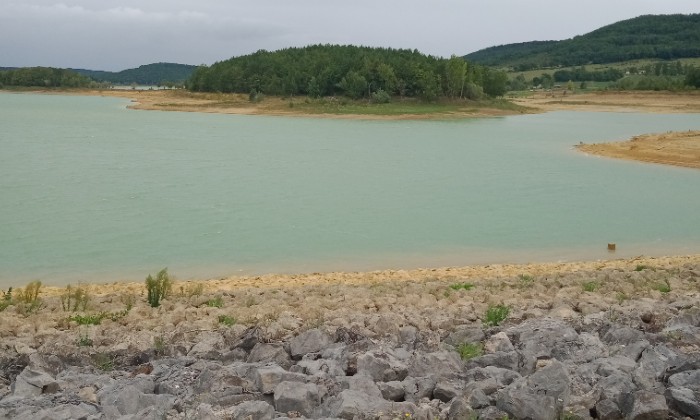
[
  {"x1": 582, "y1": 281, "x2": 599, "y2": 292},
  {"x1": 145, "y1": 268, "x2": 172, "y2": 308},
  {"x1": 457, "y1": 342, "x2": 484, "y2": 360},
  {"x1": 449, "y1": 282, "x2": 475, "y2": 291},
  {"x1": 484, "y1": 304, "x2": 510, "y2": 327},
  {"x1": 218, "y1": 315, "x2": 236, "y2": 326}
]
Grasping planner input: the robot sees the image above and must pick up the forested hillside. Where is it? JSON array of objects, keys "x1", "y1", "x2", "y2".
[
  {"x1": 187, "y1": 45, "x2": 509, "y2": 99},
  {"x1": 465, "y1": 14, "x2": 700, "y2": 70},
  {"x1": 0, "y1": 67, "x2": 93, "y2": 88},
  {"x1": 74, "y1": 63, "x2": 196, "y2": 85}
]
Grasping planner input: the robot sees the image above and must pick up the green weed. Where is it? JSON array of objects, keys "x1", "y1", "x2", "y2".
[
  {"x1": 120, "y1": 293, "x2": 136, "y2": 311},
  {"x1": 154, "y1": 335, "x2": 167, "y2": 357},
  {"x1": 457, "y1": 342, "x2": 484, "y2": 360},
  {"x1": 16, "y1": 281, "x2": 43, "y2": 315},
  {"x1": 206, "y1": 296, "x2": 224, "y2": 308},
  {"x1": 0, "y1": 287, "x2": 12, "y2": 312},
  {"x1": 616, "y1": 292, "x2": 629, "y2": 304},
  {"x1": 484, "y1": 304, "x2": 510, "y2": 327},
  {"x1": 218, "y1": 315, "x2": 236, "y2": 326},
  {"x1": 61, "y1": 284, "x2": 89, "y2": 311},
  {"x1": 653, "y1": 280, "x2": 671, "y2": 294},
  {"x1": 635, "y1": 264, "x2": 653, "y2": 272},
  {"x1": 92, "y1": 353, "x2": 115, "y2": 371},
  {"x1": 77, "y1": 331, "x2": 93, "y2": 347},
  {"x1": 70, "y1": 309, "x2": 129, "y2": 325},
  {"x1": 518, "y1": 274, "x2": 535, "y2": 289},
  {"x1": 145, "y1": 268, "x2": 172, "y2": 308},
  {"x1": 449, "y1": 282, "x2": 475, "y2": 291},
  {"x1": 582, "y1": 281, "x2": 599, "y2": 292}
]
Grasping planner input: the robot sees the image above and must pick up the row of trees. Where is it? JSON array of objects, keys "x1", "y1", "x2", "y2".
[
  {"x1": 0, "y1": 67, "x2": 95, "y2": 88},
  {"x1": 187, "y1": 45, "x2": 509, "y2": 100},
  {"x1": 466, "y1": 14, "x2": 700, "y2": 71}
]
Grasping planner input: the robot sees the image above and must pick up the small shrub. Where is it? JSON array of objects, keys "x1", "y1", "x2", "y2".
[
  {"x1": 70, "y1": 313, "x2": 104, "y2": 325},
  {"x1": 244, "y1": 296, "x2": 258, "y2": 307},
  {"x1": 518, "y1": 274, "x2": 535, "y2": 286},
  {"x1": 77, "y1": 331, "x2": 93, "y2": 347},
  {"x1": 371, "y1": 88, "x2": 391, "y2": 104},
  {"x1": 206, "y1": 296, "x2": 224, "y2": 308},
  {"x1": 154, "y1": 335, "x2": 167, "y2": 357},
  {"x1": 70, "y1": 309, "x2": 128, "y2": 326},
  {"x1": 635, "y1": 264, "x2": 653, "y2": 272},
  {"x1": 616, "y1": 292, "x2": 628, "y2": 304},
  {"x1": 15, "y1": 281, "x2": 43, "y2": 315},
  {"x1": 120, "y1": 293, "x2": 136, "y2": 311},
  {"x1": 181, "y1": 283, "x2": 204, "y2": 298},
  {"x1": 218, "y1": 315, "x2": 236, "y2": 326},
  {"x1": 61, "y1": 284, "x2": 89, "y2": 311},
  {"x1": 653, "y1": 280, "x2": 671, "y2": 294},
  {"x1": 457, "y1": 342, "x2": 483, "y2": 360},
  {"x1": 145, "y1": 268, "x2": 172, "y2": 308},
  {"x1": 484, "y1": 304, "x2": 510, "y2": 327},
  {"x1": 449, "y1": 282, "x2": 475, "y2": 291},
  {"x1": 92, "y1": 353, "x2": 114, "y2": 371},
  {"x1": 582, "y1": 281, "x2": 598, "y2": 292},
  {"x1": 0, "y1": 287, "x2": 12, "y2": 312}
]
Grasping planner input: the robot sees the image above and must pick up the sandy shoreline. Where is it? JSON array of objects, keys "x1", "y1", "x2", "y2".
[
  {"x1": 33, "y1": 254, "x2": 700, "y2": 297},
  {"x1": 577, "y1": 130, "x2": 700, "y2": 170}
]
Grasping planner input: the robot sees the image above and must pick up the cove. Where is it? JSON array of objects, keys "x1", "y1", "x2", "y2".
[{"x1": 1, "y1": 92, "x2": 699, "y2": 287}]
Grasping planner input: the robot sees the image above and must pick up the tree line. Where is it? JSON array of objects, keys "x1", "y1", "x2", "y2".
[
  {"x1": 465, "y1": 14, "x2": 700, "y2": 71},
  {"x1": 187, "y1": 45, "x2": 509, "y2": 100},
  {"x1": 0, "y1": 67, "x2": 95, "y2": 88}
]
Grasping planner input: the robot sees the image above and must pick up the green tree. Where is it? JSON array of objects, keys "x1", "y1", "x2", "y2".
[
  {"x1": 685, "y1": 67, "x2": 700, "y2": 88},
  {"x1": 338, "y1": 71, "x2": 367, "y2": 99},
  {"x1": 307, "y1": 76, "x2": 321, "y2": 98},
  {"x1": 445, "y1": 55, "x2": 467, "y2": 98},
  {"x1": 482, "y1": 69, "x2": 509, "y2": 97}
]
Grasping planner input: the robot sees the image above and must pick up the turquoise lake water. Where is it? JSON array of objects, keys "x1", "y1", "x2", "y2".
[{"x1": 1, "y1": 92, "x2": 699, "y2": 286}]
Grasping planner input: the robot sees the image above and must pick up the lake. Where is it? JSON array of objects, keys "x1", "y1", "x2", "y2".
[{"x1": 1, "y1": 92, "x2": 699, "y2": 287}]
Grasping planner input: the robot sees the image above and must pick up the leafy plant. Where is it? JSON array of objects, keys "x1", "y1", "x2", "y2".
[
  {"x1": 206, "y1": 296, "x2": 223, "y2": 308},
  {"x1": 61, "y1": 284, "x2": 89, "y2": 311},
  {"x1": 518, "y1": 274, "x2": 535, "y2": 287},
  {"x1": 615, "y1": 292, "x2": 628, "y2": 304},
  {"x1": 449, "y1": 282, "x2": 475, "y2": 291},
  {"x1": 120, "y1": 293, "x2": 136, "y2": 311},
  {"x1": 181, "y1": 283, "x2": 204, "y2": 298},
  {"x1": 92, "y1": 353, "x2": 114, "y2": 371},
  {"x1": 218, "y1": 315, "x2": 236, "y2": 326},
  {"x1": 653, "y1": 280, "x2": 671, "y2": 294},
  {"x1": 0, "y1": 287, "x2": 12, "y2": 312},
  {"x1": 634, "y1": 264, "x2": 653, "y2": 272},
  {"x1": 70, "y1": 309, "x2": 129, "y2": 326},
  {"x1": 15, "y1": 281, "x2": 43, "y2": 315},
  {"x1": 484, "y1": 304, "x2": 510, "y2": 327},
  {"x1": 582, "y1": 281, "x2": 599, "y2": 292},
  {"x1": 77, "y1": 331, "x2": 93, "y2": 347},
  {"x1": 145, "y1": 268, "x2": 172, "y2": 308},
  {"x1": 457, "y1": 342, "x2": 484, "y2": 360},
  {"x1": 154, "y1": 335, "x2": 167, "y2": 357}
]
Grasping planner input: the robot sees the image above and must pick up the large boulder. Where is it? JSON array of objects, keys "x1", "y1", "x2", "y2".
[
  {"x1": 253, "y1": 365, "x2": 307, "y2": 394},
  {"x1": 620, "y1": 390, "x2": 668, "y2": 420},
  {"x1": 496, "y1": 361, "x2": 570, "y2": 420},
  {"x1": 273, "y1": 381, "x2": 319, "y2": 417},
  {"x1": 356, "y1": 351, "x2": 408, "y2": 382},
  {"x1": 289, "y1": 329, "x2": 332, "y2": 359},
  {"x1": 230, "y1": 400, "x2": 275, "y2": 420},
  {"x1": 665, "y1": 387, "x2": 700, "y2": 418},
  {"x1": 11, "y1": 367, "x2": 59, "y2": 398},
  {"x1": 247, "y1": 343, "x2": 292, "y2": 369}
]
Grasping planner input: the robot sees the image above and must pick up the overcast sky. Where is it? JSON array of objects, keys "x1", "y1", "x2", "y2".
[{"x1": 1, "y1": 1, "x2": 697, "y2": 71}]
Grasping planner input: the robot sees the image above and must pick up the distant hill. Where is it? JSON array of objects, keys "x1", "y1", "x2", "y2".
[
  {"x1": 464, "y1": 14, "x2": 700, "y2": 70},
  {"x1": 73, "y1": 62, "x2": 197, "y2": 85}
]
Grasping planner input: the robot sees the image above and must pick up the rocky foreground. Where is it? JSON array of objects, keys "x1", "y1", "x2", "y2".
[{"x1": 0, "y1": 256, "x2": 699, "y2": 419}]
